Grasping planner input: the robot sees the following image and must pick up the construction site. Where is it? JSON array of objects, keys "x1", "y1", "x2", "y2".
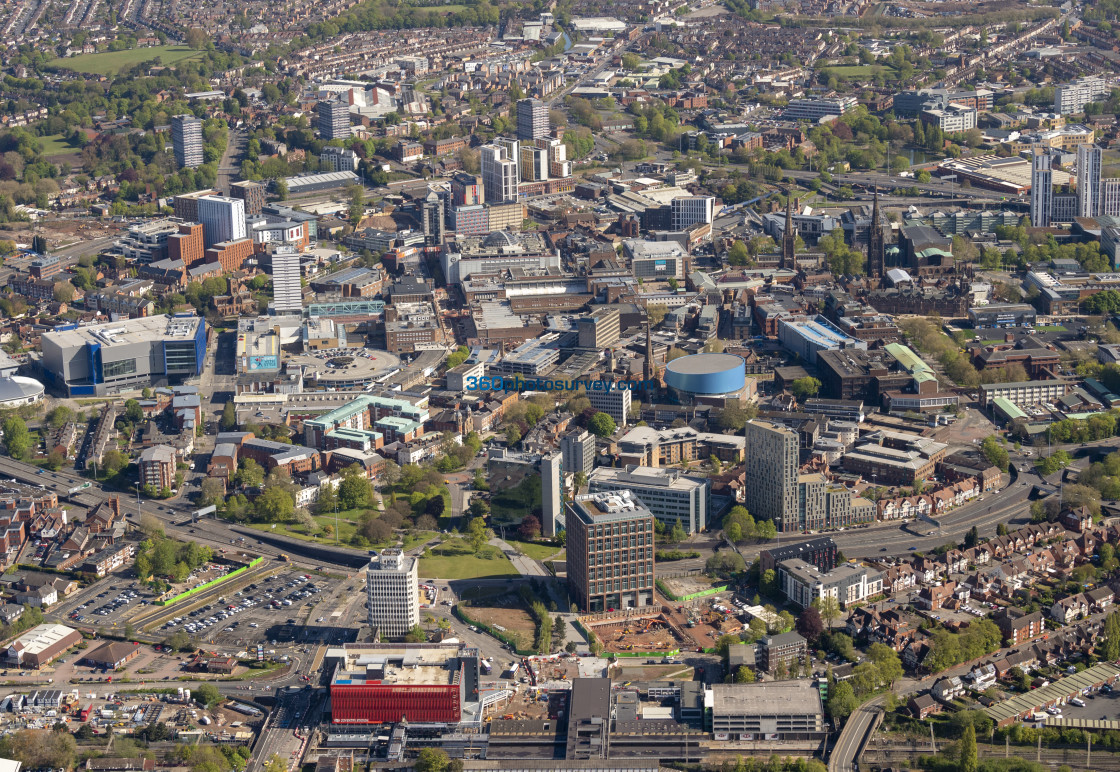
[{"x1": 585, "y1": 613, "x2": 693, "y2": 655}]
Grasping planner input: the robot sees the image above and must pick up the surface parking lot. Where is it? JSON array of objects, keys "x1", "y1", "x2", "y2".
[
  {"x1": 66, "y1": 582, "x2": 157, "y2": 627},
  {"x1": 156, "y1": 570, "x2": 324, "y2": 646}
]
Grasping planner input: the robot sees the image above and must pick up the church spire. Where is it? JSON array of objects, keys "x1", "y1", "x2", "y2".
[
  {"x1": 644, "y1": 313, "x2": 654, "y2": 384},
  {"x1": 868, "y1": 187, "x2": 885, "y2": 280},
  {"x1": 781, "y1": 192, "x2": 796, "y2": 271}
]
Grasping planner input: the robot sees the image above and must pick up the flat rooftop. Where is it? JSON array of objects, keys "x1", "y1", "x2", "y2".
[
  {"x1": 330, "y1": 644, "x2": 463, "y2": 687},
  {"x1": 711, "y1": 681, "x2": 824, "y2": 716},
  {"x1": 43, "y1": 314, "x2": 202, "y2": 348}
]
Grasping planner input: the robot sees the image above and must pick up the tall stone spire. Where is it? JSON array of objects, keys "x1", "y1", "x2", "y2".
[
  {"x1": 781, "y1": 193, "x2": 796, "y2": 271},
  {"x1": 868, "y1": 187, "x2": 885, "y2": 280},
  {"x1": 644, "y1": 313, "x2": 654, "y2": 384}
]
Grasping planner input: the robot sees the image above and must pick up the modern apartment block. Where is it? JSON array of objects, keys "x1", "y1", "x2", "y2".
[
  {"x1": 197, "y1": 195, "x2": 247, "y2": 250},
  {"x1": 171, "y1": 114, "x2": 204, "y2": 169},
  {"x1": 365, "y1": 548, "x2": 419, "y2": 637},
  {"x1": 566, "y1": 490, "x2": 656, "y2": 613},
  {"x1": 743, "y1": 420, "x2": 799, "y2": 532},
  {"x1": 588, "y1": 465, "x2": 710, "y2": 535},
  {"x1": 481, "y1": 144, "x2": 519, "y2": 204},
  {"x1": 670, "y1": 196, "x2": 715, "y2": 230},
  {"x1": 777, "y1": 558, "x2": 883, "y2": 609},
  {"x1": 229, "y1": 180, "x2": 267, "y2": 217},
  {"x1": 1031, "y1": 149, "x2": 1052, "y2": 228},
  {"x1": 1078, "y1": 144, "x2": 1103, "y2": 218},
  {"x1": 517, "y1": 98, "x2": 549, "y2": 141}
]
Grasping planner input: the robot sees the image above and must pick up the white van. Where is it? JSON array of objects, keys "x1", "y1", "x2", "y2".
[{"x1": 1070, "y1": 698, "x2": 1086, "y2": 707}]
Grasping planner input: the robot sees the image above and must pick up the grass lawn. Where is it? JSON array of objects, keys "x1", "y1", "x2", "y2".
[
  {"x1": 38, "y1": 134, "x2": 82, "y2": 158},
  {"x1": 981, "y1": 339, "x2": 1005, "y2": 345},
  {"x1": 505, "y1": 539, "x2": 563, "y2": 561},
  {"x1": 1035, "y1": 325, "x2": 1067, "y2": 332},
  {"x1": 822, "y1": 64, "x2": 895, "y2": 78},
  {"x1": 248, "y1": 514, "x2": 360, "y2": 545},
  {"x1": 419, "y1": 538, "x2": 518, "y2": 580},
  {"x1": 49, "y1": 45, "x2": 204, "y2": 76}
]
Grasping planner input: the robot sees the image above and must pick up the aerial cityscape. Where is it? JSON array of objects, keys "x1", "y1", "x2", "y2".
[{"x1": 1, "y1": 0, "x2": 1120, "y2": 771}]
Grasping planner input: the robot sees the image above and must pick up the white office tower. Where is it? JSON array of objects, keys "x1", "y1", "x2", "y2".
[
  {"x1": 365, "y1": 548, "x2": 419, "y2": 637},
  {"x1": 269, "y1": 245, "x2": 303, "y2": 313},
  {"x1": 520, "y1": 145, "x2": 550, "y2": 182},
  {"x1": 481, "y1": 144, "x2": 519, "y2": 204},
  {"x1": 197, "y1": 195, "x2": 247, "y2": 250},
  {"x1": 1031, "y1": 150, "x2": 1053, "y2": 228},
  {"x1": 671, "y1": 196, "x2": 716, "y2": 230},
  {"x1": 1077, "y1": 144, "x2": 1103, "y2": 218},
  {"x1": 171, "y1": 115, "x2": 204, "y2": 169},
  {"x1": 517, "y1": 98, "x2": 549, "y2": 141}
]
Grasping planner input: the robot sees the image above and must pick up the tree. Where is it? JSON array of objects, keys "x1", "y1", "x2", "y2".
[
  {"x1": 262, "y1": 756, "x2": 287, "y2": 772},
  {"x1": 813, "y1": 596, "x2": 841, "y2": 630},
  {"x1": 790, "y1": 376, "x2": 821, "y2": 401},
  {"x1": 414, "y1": 748, "x2": 450, "y2": 772},
  {"x1": 405, "y1": 624, "x2": 427, "y2": 642},
  {"x1": 734, "y1": 665, "x2": 756, "y2": 683},
  {"x1": 53, "y1": 282, "x2": 74, "y2": 303},
  {"x1": 867, "y1": 643, "x2": 902, "y2": 686},
  {"x1": 468, "y1": 516, "x2": 489, "y2": 553},
  {"x1": 980, "y1": 435, "x2": 1009, "y2": 472},
  {"x1": 194, "y1": 683, "x2": 221, "y2": 708},
  {"x1": 797, "y1": 607, "x2": 824, "y2": 643},
  {"x1": 827, "y1": 681, "x2": 858, "y2": 720},
  {"x1": 959, "y1": 724, "x2": 978, "y2": 772},
  {"x1": 588, "y1": 412, "x2": 617, "y2": 438},
  {"x1": 1104, "y1": 611, "x2": 1120, "y2": 662},
  {"x1": 2, "y1": 416, "x2": 29, "y2": 461},
  {"x1": 518, "y1": 515, "x2": 541, "y2": 540},
  {"x1": 727, "y1": 240, "x2": 750, "y2": 266},
  {"x1": 185, "y1": 27, "x2": 209, "y2": 49},
  {"x1": 669, "y1": 519, "x2": 687, "y2": 545},
  {"x1": 253, "y1": 486, "x2": 295, "y2": 522},
  {"x1": 235, "y1": 458, "x2": 265, "y2": 488},
  {"x1": 124, "y1": 398, "x2": 143, "y2": 423},
  {"x1": 0, "y1": 730, "x2": 77, "y2": 771},
  {"x1": 200, "y1": 478, "x2": 225, "y2": 508},
  {"x1": 338, "y1": 464, "x2": 373, "y2": 510},
  {"x1": 139, "y1": 513, "x2": 164, "y2": 539},
  {"x1": 220, "y1": 402, "x2": 237, "y2": 431}
]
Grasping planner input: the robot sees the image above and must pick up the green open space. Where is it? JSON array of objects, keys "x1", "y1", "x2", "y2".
[
  {"x1": 504, "y1": 539, "x2": 563, "y2": 561},
  {"x1": 49, "y1": 45, "x2": 204, "y2": 76},
  {"x1": 820, "y1": 64, "x2": 896, "y2": 78},
  {"x1": 1034, "y1": 325, "x2": 1067, "y2": 332},
  {"x1": 38, "y1": 134, "x2": 82, "y2": 158},
  {"x1": 419, "y1": 538, "x2": 519, "y2": 580}
]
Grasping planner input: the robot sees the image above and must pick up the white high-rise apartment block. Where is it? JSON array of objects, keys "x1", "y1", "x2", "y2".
[
  {"x1": 365, "y1": 548, "x2": 419, "y2": 637},
  {"x1": 269, "y1": 245, "x2": 303, "y2": 313},
  {"x1": 171, "y1": 114, "x2": 204, "y2": 169},
  {"x1": 1077, "y1": 144, "x2": 1103, "y2": 218},
  {"x1": 1031, "y1": 150, "x2": 1053, "y2": 228},
  {"x1": 197, "y1": 195, "x2": 247, "y2": 250},
  {"x1": 1054, "y1": 77, "x2": 1110, "y2": 115},
  {"x1": 481, "y1": 144, "x2": 519, "y2": 204},
  {"x1": 671, "y1": 196, "x2": 715, "y2": 230}
]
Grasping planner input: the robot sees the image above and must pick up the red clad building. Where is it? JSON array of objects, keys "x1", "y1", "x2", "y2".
[{"x1": 328, "y1": 643, "x2": 476, "y2": 725}]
